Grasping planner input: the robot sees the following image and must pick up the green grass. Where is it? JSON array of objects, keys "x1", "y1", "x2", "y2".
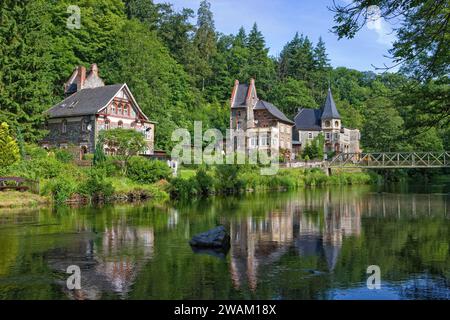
[
  {"x1": 106, "y1": 177, "x2": 169, "y2": 201},
  {"x1": 0, "y1": 191, "x2": 50, "y2": 209},
  {"x1": 178, "y1": 169, "x2": 196, "y2": 179}
]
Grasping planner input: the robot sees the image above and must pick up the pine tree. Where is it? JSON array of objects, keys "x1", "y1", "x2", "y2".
[
  {"x1": 193, "y1": 0, "x2": 217, "y2": 90},
  {"x1": 244, "y1": 23, "x2": 275, "y2": 97}
]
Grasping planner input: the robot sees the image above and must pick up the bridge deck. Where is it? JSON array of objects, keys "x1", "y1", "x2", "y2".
[{"x1": 327, "y1": 151, "x2": 450, "y2": 169}]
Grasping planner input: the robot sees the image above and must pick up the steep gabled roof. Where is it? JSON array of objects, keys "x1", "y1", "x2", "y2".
[
  {"x1": 231, "y1": 84, "x2": 249, "y2": 108},
  {"x1": 321, "y1": 88, "x2": 340, "y2": 119},
  {"x1": 294, "y1": 108, "x2": 322, "y2": 131},
  {"x1": 255, "y1": 100, "x2": 294, "y2": 125},
  {"x1": 46, "y1": 83, "x2": 151, "y2": 121}
]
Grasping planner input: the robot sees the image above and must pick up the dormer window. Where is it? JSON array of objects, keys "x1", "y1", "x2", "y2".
[
  {"x1": 335, "y1": 121, "x2": 339, "y2": 127},
  {"x1": 325, "y1": 120, "x2": 330, "y2": 127}
]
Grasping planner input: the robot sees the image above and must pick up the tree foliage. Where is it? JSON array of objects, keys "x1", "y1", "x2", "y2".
[{"x1": 0, "y1": 122, "x2": 20, "y2": 167}]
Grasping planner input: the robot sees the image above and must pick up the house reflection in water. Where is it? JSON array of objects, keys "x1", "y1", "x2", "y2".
[
  {"x1": 96, "y1": 224, "x2": 154, "y2": 296},
  {"x1": 46, "y1": 221, "x2": 154, "y2": 300},
  {"x1": 229, "y1": 190, "x2": 362, "y2": 291}
]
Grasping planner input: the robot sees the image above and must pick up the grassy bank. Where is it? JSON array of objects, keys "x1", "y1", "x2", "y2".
[
  {"x1": 170, "y1": 165, "x2": 377, "y2": 199},
  {"x1": 0, "y1": 144, "x2": 377, "y2": 207},
  {"x1": 0, "y1": 191, "x2": 50, "y2": 209}
]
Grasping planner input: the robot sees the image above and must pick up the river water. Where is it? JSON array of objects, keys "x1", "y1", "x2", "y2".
[{"x1": 0, "y1": 180, "x2": 448, "y2": 300}]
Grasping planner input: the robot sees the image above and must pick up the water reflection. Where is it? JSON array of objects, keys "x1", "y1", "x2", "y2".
[
  {"x1": 228, "y1": 189, "x2": 364, "y2": 291},
  {"x1": 46, "y1": 219, "x2": 154, "y2": 299},
  {"x1": 0, "y1": 185, "x2": 448, "y2": 300}
]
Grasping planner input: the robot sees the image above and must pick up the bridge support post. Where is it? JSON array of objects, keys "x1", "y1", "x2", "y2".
[{"x1": 323, "y1": 167, "x2": 332, "y2": 176}]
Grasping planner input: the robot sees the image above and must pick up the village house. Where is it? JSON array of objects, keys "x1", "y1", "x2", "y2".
[
  {"x1": 230, "y1": 79, "x2": 294, "y2": 153},
  {"x1": 292, "y1": 88, "x2": 361, "y2": 155},
  {"x1": 42, "y1": 64, "x2": 156, "y2": 158}
]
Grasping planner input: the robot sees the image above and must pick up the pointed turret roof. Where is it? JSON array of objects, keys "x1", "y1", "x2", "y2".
[{"x1": 321, "y1": 88, "x2": 340, "y2": 120}]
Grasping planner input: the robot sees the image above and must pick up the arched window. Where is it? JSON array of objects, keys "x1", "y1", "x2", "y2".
[
  {"x1": 124, "y1": 104, "x2": 128, "y2": 116},
  {"x1": 335, "y1": 121, "x2": 339, "y2": 127},
  {"x1": 61, "y1": 120, "x2": 67, "y2": 133},
  {"x1": 118, "y1": 121, "x2": 123, "y2": 129},
  {"x1": 325, "y1": 120, "x2": 330, "y2": 127}
]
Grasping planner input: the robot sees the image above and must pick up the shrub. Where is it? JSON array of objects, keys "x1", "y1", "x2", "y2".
[
  {"x1": 79, "y1": 168, "x2": 114, "y2": 199},
  {"x1": 127, "y1": 156, "x2": 171, "y2": 183},
  {"x1": 169, "y1": 177, "x2": 199, "y2": 198},
  {"x1": 55, "y1": 149, "x2": 74, "y2": 163},
  {"x1": 195, "y1": 167, "x2": 214, "y2": 196},
  {"x1": 41, "y1": 175, "x2": 79, "y2": 204},
  {"x1": 214, "y1": 164, "x2": 243, "y2": 194}
]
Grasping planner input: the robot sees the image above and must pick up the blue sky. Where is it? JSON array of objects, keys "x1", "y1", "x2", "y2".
[{"x1": 154, "y1": 0, "x2": 398, "y2": 72}]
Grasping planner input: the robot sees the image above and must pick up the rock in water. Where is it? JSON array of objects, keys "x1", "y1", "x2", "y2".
[{"x1": 189, "y1": 226, "x2": 230, "y2": 248}]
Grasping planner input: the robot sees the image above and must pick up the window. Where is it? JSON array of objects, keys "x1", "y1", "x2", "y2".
[
  {"x1": 82, "y1": 119, "x2": 89, "y2": 132},
  {"x1": 237, "y1": 111, "x2": 241, "y2": 117},
  {"x1": 325, "y1": 120, "x2": 330, "y2": 127},
  {"x1": 325, "y1": 132, "x2": 330, "y2": 140},
  {"x1": 105, "y1": 120, "x2": 110, "y2": 130},
  {"x1": 272, "y1": 138, "x2": 278, "y2": 146},
  {"x1": 260, "y1": 136, "x2": 269, "y2": 146},
  {"x1": 250, "y1": 136, "x2": 258, "y2": 147},
  {"x1": 308, "y1": 132, "x2": 313, "y2": 139},
  {"x1": 111, "y1": 104, "x2": 116, "y2": 114},
  {"x1": 334, "y1": 133, "x2": 339, "y2": 140},
  {"x1": 236, "y1": 121, "x2": 242, "y2": 130},
  {"x1": 118, "y1": 104, "x2": 122, "y2": 115},
  {"x1": 124, "y1": 104, "x2": 128, "y2": 115},
  {"x1": 335, "y1": 121, "x2": 339, "y2": 127},
  {"x1": 118, "y1": 121, "x2": 123, "y2": 129},
  {"x1": 61, "y1": 120, "x2": 67, "y2": 133},
  {"x1": 144, "y1": 126, "x2": 151, "y2": 139}
]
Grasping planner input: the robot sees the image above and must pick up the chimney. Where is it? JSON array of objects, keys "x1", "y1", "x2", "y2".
[
  {"x1": 77, "y1": 66, "x2": 86, "y2": 91},
  {"x1": 89, "y1": 63, "x2": 98, "y2": 77}
]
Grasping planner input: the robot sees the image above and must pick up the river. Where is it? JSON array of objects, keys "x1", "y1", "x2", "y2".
[{"x1": 0, "y1": 180, "x2": 448, "y2": 300}]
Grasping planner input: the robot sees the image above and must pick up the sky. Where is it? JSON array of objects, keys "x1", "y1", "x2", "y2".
[{"x1": 154, "y1": 0, "x2": 399, "y2": 72}]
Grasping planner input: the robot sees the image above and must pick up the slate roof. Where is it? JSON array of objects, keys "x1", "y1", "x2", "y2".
[
  {"x1": 294, "y1": 108, "x2": 322, "y2": 131},
  {"x1": 47, "y1": 84, "x2": 125, "y2": 118},
  {"x1": 321, "y1": 88, "x2": 340, "y2": 119},
  {"x1": 255, "y1": 100, "x2": 294, "y2": 124},
  {"x1": 232, "y1": 84, "x2": 249, "y2": 108}
]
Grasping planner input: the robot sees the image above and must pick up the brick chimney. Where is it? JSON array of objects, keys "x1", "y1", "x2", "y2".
[
  {"x1": 89, "y1": 63, "x2": 98, "y2": 77},
  {"x1": 77, "y1": 66, "x2": 86, "y2": 91}
]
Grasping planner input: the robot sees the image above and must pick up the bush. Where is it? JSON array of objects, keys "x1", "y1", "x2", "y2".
[
  {"x1": 169, "y1": 177, "x2": 199, "y2": 199},
  {"x1": 214, "y1": 164, "x2": 243, "y2": 194},
  {"x1": 195, "y1": 167, "x2": 214, "y2": 196},
  {"x1": 55, "y1": 149, "x2": 74, "y2": 163},
  {"x1": 41, "y1": 175, "x2": 79, "y2": 204},
  {"x1": 79, "y1": 168, "x2": 114, "y2": 199},
  {"x1": 127, "y1": 156, "x2": 171, "y2": 183}
]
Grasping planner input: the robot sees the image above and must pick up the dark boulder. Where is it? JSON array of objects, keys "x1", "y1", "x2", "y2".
[{"x1": 189, "y1": 226, "x2": 230, "y2": 248}]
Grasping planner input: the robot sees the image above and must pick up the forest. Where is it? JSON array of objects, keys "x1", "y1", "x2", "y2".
[{"x1": 0, "y1": 0, "x2": 448, "y2": 154}]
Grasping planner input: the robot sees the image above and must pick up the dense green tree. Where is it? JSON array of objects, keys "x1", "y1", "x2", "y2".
[
  {"x1": 0, "y1": 122, "x2": 20, "y2": 167},
  {"x1": 268, "y1": 78, "x2": 317, "y2": 118},
  {"x1": 361, "y1": 97, "x2": 405, "y2": 152},
  {"x1": 243, "y1": 23, "x2": 276, "y2": 98}
]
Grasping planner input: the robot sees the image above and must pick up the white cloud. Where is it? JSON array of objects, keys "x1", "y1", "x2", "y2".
[{"x1": 366, "y1": 6, "x2": 396, "y2": 46}]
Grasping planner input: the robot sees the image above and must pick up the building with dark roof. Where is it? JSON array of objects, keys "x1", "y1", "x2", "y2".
[
  {"x1": 230, "y1": 79, "x2": 294, "y2": 153},
  {"x1": 293, "y1": 88, "x2": 360, "y2": 155},
  {"x1": 42, "y1": 64, "x2": 156, "y2": 157}
]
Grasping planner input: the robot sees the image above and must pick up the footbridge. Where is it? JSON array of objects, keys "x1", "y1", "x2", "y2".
[{"x1": 327, "y1": 151, "x2": 450, "y2": 169}]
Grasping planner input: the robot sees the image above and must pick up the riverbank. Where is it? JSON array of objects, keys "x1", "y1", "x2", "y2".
[
  {"x1": 170, "y1": 166, "x2": 377, "y2": 199},
  {"x1": 0, "y1": 191, "x2": 50, "y2": 209}
]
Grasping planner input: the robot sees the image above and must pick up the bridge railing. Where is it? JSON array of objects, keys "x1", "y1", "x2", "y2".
[{"x1": 327, "y1": 151, "x2": 450, "y2": 168}]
